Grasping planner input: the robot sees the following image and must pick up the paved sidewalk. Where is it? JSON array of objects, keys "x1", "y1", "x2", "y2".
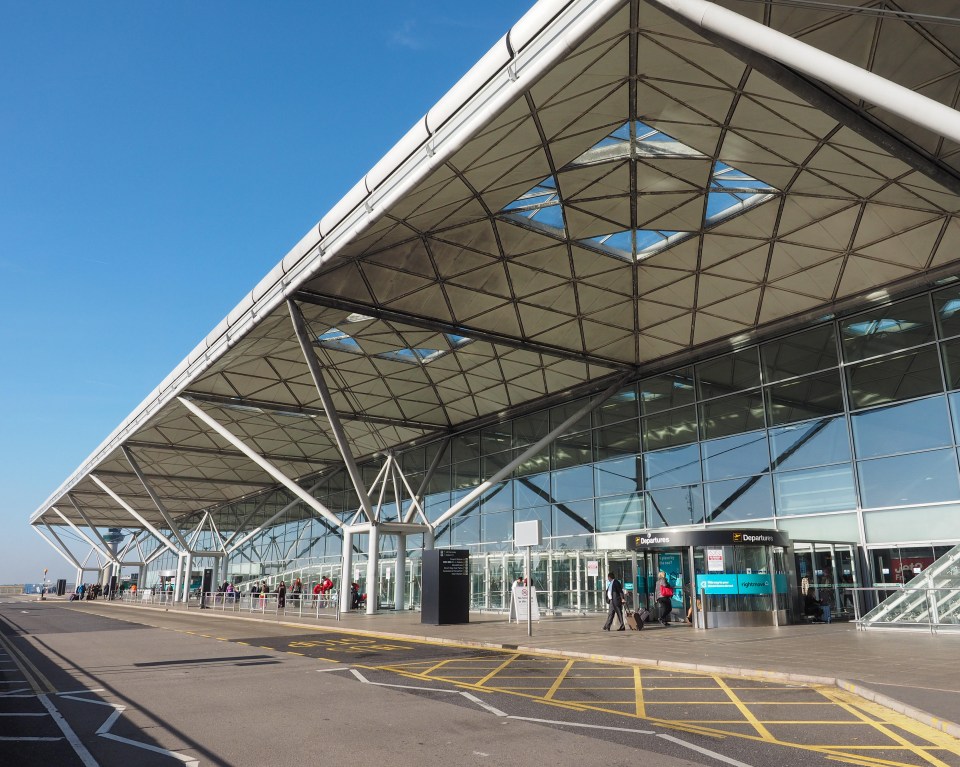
[{"x1": 60, "y1": 597, "x2": 960, "y2": 737}]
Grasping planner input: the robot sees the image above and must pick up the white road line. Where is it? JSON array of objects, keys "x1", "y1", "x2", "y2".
[
  {"x1": 61, "y1": 695, "x2": 120, "y2": 707},
  {"x1": 98, "y1": 734, "x2": 199, "y2": 767},
  {"x1": 37, "y1": 694, "x2": 100, "y2": 767},
  {"x1": 657, "y1": 733, "x2": 756, "y2": 767},
  {"x1": 460, "y1": 692, "x2": 507, "y2": 717},
  {"x1": 509, "y1": 716, "x2": 656, "y2": 735},
  {"x1": 57, "y1": 689, "x2": 106, "y2": 696},
  {"x1": 94, "y1": 706, "x2": 125, "y2": 735},
  {"x1": 316, "y1": 667, "x2": 351, "y2": 673},
  {"x1": 348, "y1": 668, "x2": 459, "y2": 692}
]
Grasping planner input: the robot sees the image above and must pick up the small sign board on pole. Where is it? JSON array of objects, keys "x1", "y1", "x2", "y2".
[{"x1": 509, "y1": 584, "x2": 540, "y2": 622}]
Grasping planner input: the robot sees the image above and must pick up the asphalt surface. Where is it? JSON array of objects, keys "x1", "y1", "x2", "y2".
[{"x1": 2, "y1": 596, "x2": 959, "y2": 767}]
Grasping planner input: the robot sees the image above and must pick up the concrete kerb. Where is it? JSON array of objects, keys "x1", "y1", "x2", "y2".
[{"x1": 74, "y1": 599, "x2": 960, "y2": 739}]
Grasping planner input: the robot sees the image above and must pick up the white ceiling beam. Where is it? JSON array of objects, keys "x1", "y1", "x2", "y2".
[{"x1": 89, "y1": 474, "x2": 181, "y2": 555}]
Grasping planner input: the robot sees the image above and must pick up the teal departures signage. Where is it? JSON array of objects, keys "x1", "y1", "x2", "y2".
[
  {"x1": 626, "y1": 528, "x2": 790, "y2": 551},
  {"x1": 695, "y1": 573, "x2": 789, "y2": 595}
]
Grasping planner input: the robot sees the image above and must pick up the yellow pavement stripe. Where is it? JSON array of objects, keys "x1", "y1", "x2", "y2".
[
  {"x1": 634, "y1": 665, "x2": 646, "y2": 719},
  {"x1": 818, "y1": 688, "x2": 956, "y2": 767},
  {"x1": 474, "y1": 653, "x2": 520, "y2": 687},
  {"x1": 712, "y1": 674, "x2": 776, "y2": 742}
]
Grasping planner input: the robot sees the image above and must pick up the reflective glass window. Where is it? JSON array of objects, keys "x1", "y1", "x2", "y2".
[
  {"x1": 774, "y1": 465, "x2": 856, "y2": 516},
  {"x1": 515, "y1": 505, "x2": 551, "y2": 539},
  {"x1": 859, "y1": 449, "x2": 960, "y2": 507},
  {"x1": 704, "y1": 474, "x2": 774, "y2": 523},
  {"x1": 594, "y1": 421, "x2": 640, "y2": 460},
  {"x1": 697, "y1": 348, "x2": 761, "y2": 399},
  {"x1": 451, "y1": 432, "x2": 482, "y2": 463},
  {"x1": 700, "y1": 391, "x2": 765, "y2": 439},
  {"x1": 552, "y1": 430, "x2": 592, "y2": 469},
  {"x1": 639, "y1": 368, "x2": 695, "y2": 414},
  {"x1": 449, "y1": 512, "x2": 480, "y2": 545},
  {"x1": 513, "y1": 411, "x2": 549, "y2": 448},
  {"x1": 933, "y1": 285, "x2": 960, "y2": 340},
  {"x1": 482, "y1": 450, "x2": 513, "y2": 476},
  {"x1": 647, "y1": 485, "x2": 703, "y2": 527},
  {"x1": 595, "y1": 456, "x2": 641, "y2": 497},
  {"x1": 642, "y1": 405, "x2": 698, "y2": 450},
  {"x1": 596, "y1": 493, "x2": 645, "y2": 532},
  {"x1": 401, "y1": 447, "x2": 426, "y2": 474},
  {"x1": 515, "y1": 447, "x2": 550, "y2": 477},
  {"x1": 940, "y1": 338, "x2": 960, "y2": 390},
  {"x1": 480, "y1": 481, "x2": 512, "y2": 513},
  {"x1": 453, "y1": 458, "x2": 481, "y2": 490},
  {"x1": 841, "y1": 295, "x2": 935, "y2": 362},
  {"x1": 769, "y1": 417, "x2": 850, "y2": 470},
  {"x1": 481, "y1": 510, "x2": 513, "y2": 544},
  {"x1": 846, "y1": 346, "x2": 943, "y2": 409},
  {"x1": 481, "y1": 422, "x2": 512, "y2": 455},
  {"x1": 761, "y1": 324, "x2": 838, "y2": 383},
  {"x1": 702, "y1": 430, "x2": 770, "y2": 481},
  {"x1": 852, "y1": 396, "x2": 952, "y2": 459},
  {"x1": 644, "y1": 443, "x2": 701, "y2": 489},
  {"x1": 514, "y1": 473, "x2": 550, "y2": 508},
  {"x1": 596, "y1": 386, "x2": 639, "y2": 425},
  {"x1": 949, "y1": 392, "x2": 960, "y2": 444},
  {"x1": 553, "y1": 500, "x2": 596, "y2": 536},
  {"x1": 765, "y1": 369, "x2": 844, "y2": 426},
  {"x1": 552, "y1": 465, "x2": 595, "y2": 503}
]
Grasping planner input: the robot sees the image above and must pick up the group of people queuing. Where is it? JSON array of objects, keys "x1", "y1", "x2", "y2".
[{"x1": 71, "y1": 582, "x2": 124, "y2": 601}]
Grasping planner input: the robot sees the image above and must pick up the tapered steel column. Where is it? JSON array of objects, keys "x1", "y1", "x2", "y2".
[
  {"x1": 182, "y1": 551, "x2": 194, "y2": 602},
  {"x1": 366, "y1": 526, "x2": 379, "y2": 615},
  {"x1": 341, "y1": 529, "x2": 354, "y2": 612},
  {"x1": 394, "y1": 533, "x2": 406, "y2": 611},
  {"x1": 173, "y1": 553, "x2": 184, "y2": 602}
]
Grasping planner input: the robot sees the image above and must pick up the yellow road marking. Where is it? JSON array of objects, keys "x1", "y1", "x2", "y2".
[
  {"x1": 634, "y1": 665, "x2": 646, "y2": 718},
  {"x1": 713, "y1": 674, "x2": 775, "y2": 741},
  {"x1": 474, "y1": 653, "x2": 520, "y2": 687}
]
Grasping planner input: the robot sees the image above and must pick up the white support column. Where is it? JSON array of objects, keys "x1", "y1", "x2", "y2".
[
  {"x1": 76, "y1": 567, "x2": 83, "y2": 589},
  {"x1": 650, "y1": 0, "x2": 960, "y2": 145},
  {"x1": 366, "y1": 525, "x2": 379, "y2": 615},
  {"x1": 394, "y1": 533, "x2": 406, "y2": 611},
  {"x1": 341, "y1": 530, "x2": 354, "y2": 613},
  {"x1": 89, "y1": 475, "x2": 181, "y2": 555},
  {"x1": 65, "y1": 495, "x2": 117, "y2": 558},
  {"x1": 50, "y1": 507, "x2": 115, "y2": 565},
  {"x1": 32, "y1": 526, "x2": 82, "y2": 569},
  {"x1": 122, "y1": 447, "x2": 191, "y2": 551},
  {"x1": 173, "y1": 552, "x2": 184, "y2": 602},
  {"x1": 177, "y1": 396, "x2": 343, "y2": 530},
  {"x1": 182, "y1": 551, "x2": 194, "y2": 602},
  {"x1": 287, "y1": 299, "x2": 375, "y2": 523}
]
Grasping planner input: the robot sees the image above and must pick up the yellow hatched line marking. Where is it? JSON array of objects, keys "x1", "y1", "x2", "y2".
[
  {"x1": 818, "y1": 688, "x2": 957, "y2": 767},
  {"x1": 474, "y1": 653, "x2": 520, "y2": 687},
  {"x1": 420, "y1": 658, "x2": 456, "y2": 676},
  {"x1": 712, "y1": 674, "x2": 775, "y2": 741},
  {"x1": 543, "y1": 659, "x2": 575, "y2": 701}
]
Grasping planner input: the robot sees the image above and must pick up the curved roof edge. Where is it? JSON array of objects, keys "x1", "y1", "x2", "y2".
[{"x1": 30, "y1": 0, "x2": 626, "y2": 524}]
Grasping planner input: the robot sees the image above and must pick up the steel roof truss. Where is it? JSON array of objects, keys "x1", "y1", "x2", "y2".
[
  {"x1": 51, "y1": 505, "x2": 116, "y2": 564},
  {"x1": 122, "y1": 447, "x2": 192, "y2": 551},
  {"x1": 88, "y1": 474, "x2": 181, "y2": 555},
  {"x1": 288, "y1": 299, "x2": 375, "y2": 523},
  {"x1": 65, "y1": 494, "x2": 118, "y2": 559},
  {"x1": 37, "y1": 523, "x2": 82, "y2": 569},
  {"x1": 177, "y1": 396, "x2": 343, "y2": 531}
]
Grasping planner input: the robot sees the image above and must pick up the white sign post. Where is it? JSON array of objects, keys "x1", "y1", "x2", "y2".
[{"x1": 514, "y1": 520, "x2": 542, "y2": 637}]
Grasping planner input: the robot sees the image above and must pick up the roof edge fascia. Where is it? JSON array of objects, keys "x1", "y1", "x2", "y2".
[{"x1": 30, "y1": 0, "x2": 627, "y2": 524}]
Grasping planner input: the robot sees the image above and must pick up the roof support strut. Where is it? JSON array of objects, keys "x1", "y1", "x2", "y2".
[
  {"x1": 432, "y1": 374, "x2": 630, "y2": 528},
  {"x1": 176, "y1": 396, "x2": 343, "y2": 530},
  {"x1": 34, "y1": 524, "x2": 82, "y2": 569},
  {"x1": 122, "y1": 446, "x2": 192, "y2": 552},
  {"x1": 88, "y1": 475, "x2": 181, "y2": 555},
  {"x1": 287, "y1": 299, "x2": 375, "y2": 524},
  {"x1": 51, "y1": 505, "x2": 116, "y2": 564}
]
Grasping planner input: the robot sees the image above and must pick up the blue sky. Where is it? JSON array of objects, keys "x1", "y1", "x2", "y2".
[{"x1": 0, "y1": 0, "x2": 527, "y2": 583}]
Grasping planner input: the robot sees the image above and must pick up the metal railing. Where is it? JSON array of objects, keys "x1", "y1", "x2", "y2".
[
  {"x1": 850, "y1": 585, "x2": 960, "y2": 634},
  {"x1": 192, "y1": 591, "x2": 340, "y2": 621}
]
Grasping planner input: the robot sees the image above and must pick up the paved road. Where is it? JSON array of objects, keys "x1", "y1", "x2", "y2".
[{"x1": 1, "y1": 598, "x2": 958, "y2": 767}]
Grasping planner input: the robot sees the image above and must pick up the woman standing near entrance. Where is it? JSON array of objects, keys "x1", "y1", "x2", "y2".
[{"x1": 656, "y1": 571, "x2": 673, "y2": 626}]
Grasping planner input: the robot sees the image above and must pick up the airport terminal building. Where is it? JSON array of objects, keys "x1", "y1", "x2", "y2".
[{"x1": 31, "y1": 0, "x2": 960, "y2": 626}]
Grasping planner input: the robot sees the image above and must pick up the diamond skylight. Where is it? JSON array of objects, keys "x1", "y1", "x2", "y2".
[
  {"x1": 316, "y1": 324, "x2": 473, "y2": 365},
  {"x1": 498, "y1": 121, "x2": 779, "y2": 261}
]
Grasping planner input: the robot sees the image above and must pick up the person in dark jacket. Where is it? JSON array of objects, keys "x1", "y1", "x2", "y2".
[
  {"x1": 602, "y1": 572, "x2": 626, "y2": 631},
  {"x1": 656, "y1": 571, "x2": 673, "y2": 626}
]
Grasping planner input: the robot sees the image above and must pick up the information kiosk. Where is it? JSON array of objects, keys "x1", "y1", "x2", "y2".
[{"x1": 627, "y1": 528, "x2": 794, "y2": 627}]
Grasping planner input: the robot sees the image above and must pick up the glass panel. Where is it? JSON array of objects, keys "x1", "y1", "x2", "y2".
[
  {"x1": 858, "y1": 449, "x2": 960, "y2": 507},
  {"x1": 553, "y1": 500, "x2": 596, "y2": 536},
  {"x1": 594, "y1": 421, "x2": 640, "y2": 460},
  {"x1": 515, "y1": 506, "x2": 551, "y2": 538},
  {"x1": 704, "y1": 474, "x2": 774, "y2": 523},
  {"x1": 644, "y1": 443, "x2": 701, "y2": 489},
  {"x1": 933, "y1": 284, "x2": 960, "y2": 340},
  {"x1": 765, "y1": 369, "x2": 844, "y2": 426},
  {"x1": 449, "y1": 512, "x2": 480, "y2": 545},
  {"x1": 450, "y1": 432, "x2": 482, "y2": 463},
  {"x1": 940, "y1": 338, "x2": 960, "y2": 390},
  {"x1": 401, "y1": 447, "x2": 425, "y2": 474},
  {"x1": 596, "y1": 493, "x2": 645, "y2": 532},
  {"x1": 480, "y1": 481, "x2": 512, "y2": 513},
  {"x1": 642, "y1": 404, "x2": 698, "y2": 450},
  {"x1": 646, "y1": 485, "x2": 703, "y2": 527},
  {"x1": 950, "y1": 392, "x2": 960, "y2": 445},
  {"x1": 596, "y1": 385, "x2": 639, "y2": 425},
  {"x1": 515, "y1": 446, "x2": 550, "y2": 477},
  {"x1": 513, "y1": 411, "x2": 549, "y2": 448},
  {"x1": 639, "y1": 368, "x2": 695, "y2": 414},
  {"x1": 552, "y1": 430, "x2": 592, "y2": 469},
  {"x1": 702, "y1": 430, "x2": 770, "y2": 481},
  {"x1": 551, "y1": 465, "x2": 595, "y2": 503},
  {"x1": 769, "y1": 417, "x2": 851, "y2": 470},
  {"x1": 595, "y1": 456, "x2": 641, "y2": 496},
  {"x1": 774, "y1": 465, "x2": 856, "y2": 515},
  {"x1": 481, "y1": 422, "x2": 512, "y2": 455},
  {"x1": 700, "y1": 391, "x2": 765, "y2": 439},
  {"x1": 453, "y1": 458, "x2": 481, "y2": 490},
  {"x1": 697, "y1": 348, "x2": 761, "y2": 399},
  {"x1": 852, "y1": 396, "x2": 952, "y2": 459},
  {"x1": 481, "y1": 510, "x2": 513, "y2": 547},
  {"x1": 841, "y1": 295, "x2": 935, "y2": 362},
  {"x1": 761, "y1": 324, "x2": 838, "y2": 383},
  {"x1": 846, "y1": 346, "x2": 942, "y2": 409},
  {"x1": 549, "y1": 399, "x2": 592, "y2": 434},
  {"x1": 514, "y1": 473, "x2": 550, "y2": 508}
]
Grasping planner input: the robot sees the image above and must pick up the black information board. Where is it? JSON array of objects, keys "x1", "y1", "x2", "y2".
[{"x1": 421, "y1": 549, "x2": 470, "y2": 625}]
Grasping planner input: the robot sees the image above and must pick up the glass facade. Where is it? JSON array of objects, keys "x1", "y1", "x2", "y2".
[{"x1": 143, "y1": 283, "x2": 960, "y2": 599}]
